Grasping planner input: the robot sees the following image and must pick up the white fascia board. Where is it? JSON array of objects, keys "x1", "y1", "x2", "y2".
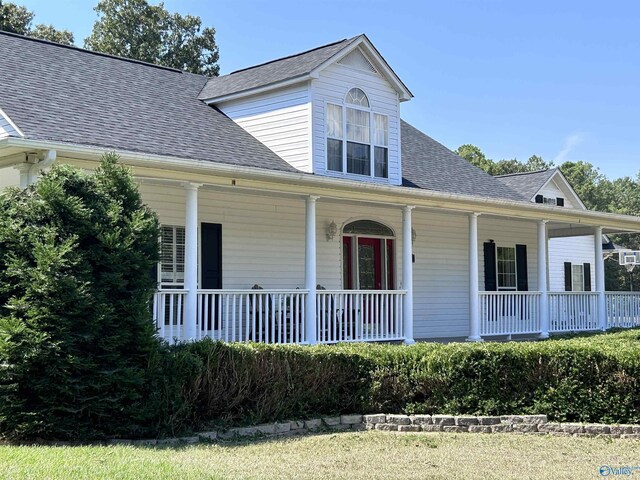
[
  {"x1": 0, "y1": 108, "x2": 25, "y2": 137},
  {"x1": 3, "y1": 136, "x2": 640, "y2": 232}
]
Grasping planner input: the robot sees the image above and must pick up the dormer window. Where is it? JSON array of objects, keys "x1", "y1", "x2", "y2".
[{"x1": 326, "y1": 88, "x2": 389, "y2": 178}]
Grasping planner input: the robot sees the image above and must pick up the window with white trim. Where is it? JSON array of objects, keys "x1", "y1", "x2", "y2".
[
  {"x1": 160, "y1": 225, "x2": 185, "y2": 287},
  {"x1": 326, "y1": 88, "x2": 388, "y2": 178},
  {"x1": 497, "y1": 246, "x2": 517, "y2": 290},
  {"x1": 572, "y1": 264, "x2": 585, "y2": 292}
]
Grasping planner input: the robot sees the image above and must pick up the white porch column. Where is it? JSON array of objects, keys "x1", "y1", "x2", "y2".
[
  {"x1": 402, "y1": 205, "x2": 415, "y2": 344},
  {"x1": 538, "y1": 220, "x2": 550, "y2": 339},
  {"x1": 183, "y1": 182, "x2": 200, "y2": 341},
  {"x1": 305, "y1": 196, "x2": 318, "y2": 344},
  {"x1": 467, "y1": 213, "x2": 482, "y2": 341},
  {"x1": 594, "y1": 226, "x2": 607, "y2": 330},
  {"x1": 15, "y1": 164, "x2": 31, "y2": 189}
]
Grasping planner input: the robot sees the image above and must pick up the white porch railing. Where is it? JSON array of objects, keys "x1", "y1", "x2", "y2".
[
  {"x1": 479, "y1": 292, "x2": 541, "y2": 336},
  {"x1": 195, "y1": 290, "x2": 307, "y2": 344},
  {"x1": 153, "y1": 289, "x2": 307, "y2": 344},
  {"x1": 549, "y1": 292, "x2": 599, "y2": 332},
  {"x1": 606, "y1": 292, "x2": 640, "y2": 329},
  {"x1": 315, "y1": 290, "x2": 406, "y2": 343},
  {"x1": 153, "y1": 289, "x2": 187, "y2": 341}
]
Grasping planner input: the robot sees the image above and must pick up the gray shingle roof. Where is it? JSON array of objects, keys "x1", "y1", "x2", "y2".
[
  {"x1": 400, "y1": 121, "x2": 527, "y2": 201},
  {"x1": 0, "y1": 31, "x2": 531, "y2": 204},
  {"x1": 0, "y1": 31, "x2": 298, "y2": 173},
  {"x1": 495, "y1": 169, "x2": 558, "y2": 200},
  {"x1": 197, "y1": 37, "x2": 359, "y2": 100}
]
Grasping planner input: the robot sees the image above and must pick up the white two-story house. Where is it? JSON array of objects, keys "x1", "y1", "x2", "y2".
[{"x1": 1, "y1": 32, "x2": 639, "y2": 343}]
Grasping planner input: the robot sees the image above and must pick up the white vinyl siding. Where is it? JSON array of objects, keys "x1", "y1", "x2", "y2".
[
  {"x1": 0, "y1": 167, "x2": 19, "y2": 189},
  {"x1": 312, "y1": 60, "x2": 402, "y2": 185},
  {"x1": 548, "y1": 235, "x2": 596, "y2": 292},
  {"x1": 138, "y1": 183, "x2": 306, "y2": 290},
  {"x1": 217, "y1": 84, "x2": 312, "y2": 172}
]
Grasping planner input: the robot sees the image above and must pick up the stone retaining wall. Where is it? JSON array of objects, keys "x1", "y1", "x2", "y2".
[
  {"x1": 11, "y1": 414, "x2": 640, "y2": 446},
  {"x1": 103, "y1": 414, "x2": 640, "y2": 446}
]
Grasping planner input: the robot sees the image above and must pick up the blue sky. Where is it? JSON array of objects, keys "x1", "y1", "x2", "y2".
[{"x1": 17, "y1": 0, "x2": 640, "y2": 179}]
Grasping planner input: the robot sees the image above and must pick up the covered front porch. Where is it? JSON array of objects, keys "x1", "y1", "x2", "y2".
[{"x1": 144, "y1": 178, "x2": 640, "y2": 345}]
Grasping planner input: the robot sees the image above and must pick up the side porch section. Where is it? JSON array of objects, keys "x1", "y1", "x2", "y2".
[{"x1": 474, "y1": 220, "x2": 640, "y2": 339}]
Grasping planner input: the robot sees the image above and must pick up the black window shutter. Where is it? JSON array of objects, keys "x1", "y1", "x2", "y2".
[
  {"x1": 516, "y1": 244, "x2": 529, "y2": 291},
  {"x1": 556, "y1": 197, "x2": 565, "y2": 207},
  {"x1": 583, "y1": 263, "x2": 592, "y2": 291},
  {"x1": 564, "y1": 262, "x2": 573, "y2": 291},
  {"x1": 535, "y1": 194, "x2": 544, "y2": 203},
  {"x1": 201, "y1": 223, "x2": 222, "y2": 289},
  {"x1": 483, "y1": 242, "x2": 497, "y2": 291},
  {"x1": 150, "y1": 262, "x2": 158, "y2": 288}
]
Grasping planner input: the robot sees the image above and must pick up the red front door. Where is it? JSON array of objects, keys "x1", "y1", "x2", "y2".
[{"x1": 357, "y1": 237, "x2": 383, "y2": 290}]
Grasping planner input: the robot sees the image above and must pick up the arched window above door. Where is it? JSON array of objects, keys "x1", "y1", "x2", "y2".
[{"x1": 343, "y1": 220, "x2": 394, "y2": 237}]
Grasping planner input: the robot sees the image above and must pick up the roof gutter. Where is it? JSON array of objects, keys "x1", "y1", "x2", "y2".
[{"x1": 2, "y1": 137, "x2": 639, "y2": 231}]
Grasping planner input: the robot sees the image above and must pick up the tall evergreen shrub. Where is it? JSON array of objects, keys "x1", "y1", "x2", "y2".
[{"x1": 0, "y1": 154, "x2": 160, "y2": 440}]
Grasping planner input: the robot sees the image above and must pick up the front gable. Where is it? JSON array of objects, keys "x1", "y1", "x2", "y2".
[
  {"x1": 534, "y1": 170, "x2": 586, "y2": 210},
  {"x1": 311, "y1": 47, "x2": 403, "y2": 185},
  {"x1": 213, "y1": 35, "x2": 411, "y2": 185}
]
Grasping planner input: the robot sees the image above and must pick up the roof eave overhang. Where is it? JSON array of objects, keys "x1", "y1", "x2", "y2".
[
  {"x1": 201, "y1": 74, "x2": 311, "y2": 105},
  {"x1": 2, "y1": 137, "x2": 639, "y2": 233}
]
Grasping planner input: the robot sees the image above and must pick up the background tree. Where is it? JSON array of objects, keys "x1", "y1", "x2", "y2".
[
  {"x1": 0, "y1": 154, "x2": 161, "y2": 440},
  {"x1": 0, "y1": 0, "x2": 74, "y2": 45},
  {"x1": 85, "y1": 0, "x2": 220, "y2": 76},
  {"x1": 30, "y1": 23, "x2": 75, "y2": 45}
]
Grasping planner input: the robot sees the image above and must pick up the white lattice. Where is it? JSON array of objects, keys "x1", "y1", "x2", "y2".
[{"x1": 337, "y1": 49, "x2": 378, "y2": 74}]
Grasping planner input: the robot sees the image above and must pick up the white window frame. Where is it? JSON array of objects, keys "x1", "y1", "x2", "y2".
[
  {"x1": 571, "y1": 264, "x2": 585, "y2": 292},
  {"x1": 159, "y1": 225, "x2": 185, "y2": 288},
  {"x1": 496, "y1": 245, "x2": 517, "y2": 291},
  {"x1": 325, "y1": 87, "x2": 389, "y2": 179}
]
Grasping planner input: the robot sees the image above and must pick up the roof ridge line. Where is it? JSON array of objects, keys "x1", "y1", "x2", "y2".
[
  {"x1": 495, "y1": 168, "x2": 556, "y2": 178},
  {"x1": 225, "y1": 36, "x2": 358, "y2": 76},
  {"x1": 0, "y1": 29, "x2": 186, "y2": 74}
]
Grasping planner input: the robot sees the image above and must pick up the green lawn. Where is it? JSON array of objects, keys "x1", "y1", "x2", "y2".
[{"x1": 1, "y1": 431, "x2": 638, "y2": 479}]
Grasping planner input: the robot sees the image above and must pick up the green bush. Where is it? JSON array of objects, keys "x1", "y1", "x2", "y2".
[
  {"x1": 0, "y1": 154, "x2": 161, "y2": 440},
  {"x1": 156, "y1": 329, "x2": 640, "y2": 434}
]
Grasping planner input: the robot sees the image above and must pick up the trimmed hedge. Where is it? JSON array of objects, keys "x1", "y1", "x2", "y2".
[{"x1": 152, "y1": 328, "x2": 640, "y2": 436}]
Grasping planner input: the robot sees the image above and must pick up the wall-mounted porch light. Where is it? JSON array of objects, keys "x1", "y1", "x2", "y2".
[{"x1": 326, "y1": 221, "x2": 338, "y2": 241}]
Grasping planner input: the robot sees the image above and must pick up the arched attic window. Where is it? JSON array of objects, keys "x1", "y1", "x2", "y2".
[{"x1": 345, "y1": 87, "x2": 370, "y2": 108}]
